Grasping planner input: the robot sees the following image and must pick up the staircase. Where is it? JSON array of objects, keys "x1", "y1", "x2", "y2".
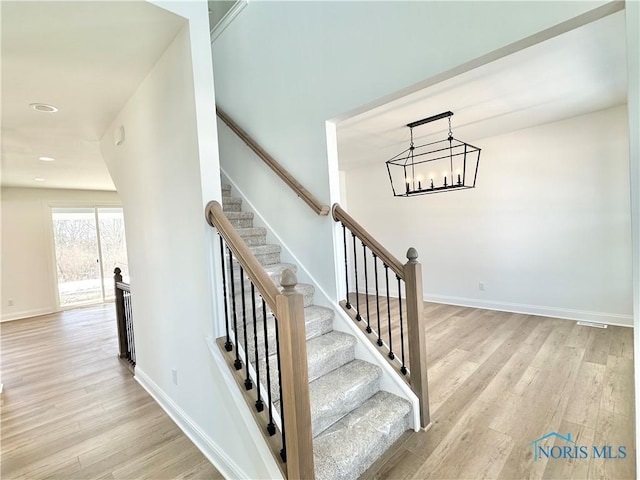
[{"x1": 221, "y1": 183, "x2": 413, "y2": 480}]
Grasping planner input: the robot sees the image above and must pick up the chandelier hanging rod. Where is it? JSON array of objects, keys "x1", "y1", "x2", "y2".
[{"x1": 406, "y1": 111, "x2": 453, "y2": 129}]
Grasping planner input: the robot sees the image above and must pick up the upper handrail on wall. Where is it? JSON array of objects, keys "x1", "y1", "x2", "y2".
[{"x1": 216, "y1": 107, "x2": 331, "y2": 217}]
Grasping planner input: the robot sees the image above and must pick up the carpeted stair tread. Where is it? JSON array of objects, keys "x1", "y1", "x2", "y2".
[
  {"x1": 248, "y1": 244, "x2": 281, "y2": 265},
  {"x1": 230, "y1": 262, "x2": 297, "y2": 290},
  {"x1": 306, "y1": 331, "x2": 357, "y2": 382},
  {"x1": 235, "y1": 227, "x2": 267, "y2": 246},
  {"x1": 234, "y1": 282, "x2": 314, "y2": 309},
  {"x1": 303, "y1": 306, "x2": 335, "y2": 339},
  {"x1": 253, "y1": 330, "x2": 356, "y2": 404},
  {"x1": 222, "y1": 196, "x2": 243, "y2": 212},
  {"x1": 309, "y1": 360, "x2": 381, "y2": 437},
  {"x1": 237, "y1": 304, "x2": 334, "y2": 359},
  {"x1": 224, "y1": 211, "x2": 254, "y2": 228},
  {"x1": 313, "y1": 391, "x2": 412, "y2": 480}
]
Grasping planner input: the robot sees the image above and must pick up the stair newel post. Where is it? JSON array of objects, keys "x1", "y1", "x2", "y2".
[
  {"x1": 276, "y1": 269, "x2": 315, "y2": 480},
  {"x1": 114, "y1": 267, "x2": 127, "y2": 359},
  {"x1": 404, "y1": 248, "x2": 430, "y2": 428}
]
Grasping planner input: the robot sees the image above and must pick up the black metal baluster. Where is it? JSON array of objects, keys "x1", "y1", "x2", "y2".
[
  {"x1": 342, "y1": 223, "x2": 351, "y2": 309},
  {"x1": 397, "y1": 275, "x2": 407, "y2": 375},
  {"x1": 126, "y1": 293, "x2": 134, "y2": 361},
  {"x1": 263, "y1": 299, "x2": 276, "y2": 435},
  {"x1": 239, "y1": 267, "x2": 252, "y2": 390},
  {"x1": 219, "y1": 236, "x2": 232, "y2": 351},
  {"x1": 352, "y1": 233, "x2": 361, "y2": 321},
  {"x1": 373, "y1": 253, "x2": 383, "y2": 346},
  {"x1": 251, "y1": 284, "x2": 263, "y2": 411},
  {"x1": 129, "y1": 295, "x2": 134, "y2": 360},
  {"x1": 124, "y1": 293, "x2": 132, "y2": 360},
  {"x1": 274, "y1": 317, "x2": 286, "y2": 462},
  {"x1": 129, "y1": 305, "x2": 136, "y2": 364},
  {"x1": 228, "y1": 247, "x2": 241, "y2": 369},
  {"x1": 385, "y1": 264, "x2": 394, "y2": 359},
  {"x1": 362, "y1": 242, "x2": 372, "y2": 334}
]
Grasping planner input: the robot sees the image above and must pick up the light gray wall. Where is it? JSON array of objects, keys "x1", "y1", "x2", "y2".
[
  {"x1": 1, "y1": 187, "x2": 121, "y2": 321},
  {"x1": 623, "y1": 0, "x2": 640, "y2": 470},
  {"x1": 343, "y1": 105, "x2": 632, "y2": 325},
  {"x1": 100, "y1": 5, "x2": 280, "y2": 477},
  {"x1": 211, "y1": 0, "x2": 610, "y2": 302}
]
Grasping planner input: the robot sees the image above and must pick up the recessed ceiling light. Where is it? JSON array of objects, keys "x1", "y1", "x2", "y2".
[
  {"x1": 30, "y1": 103, "x2": 58, "y2": 113},
  {"x1": 33, "y1": 177, "x2": 46, "y2": 182},
  {"x1": 38, "y1": 156, "x2": 55, "y2": 162}
]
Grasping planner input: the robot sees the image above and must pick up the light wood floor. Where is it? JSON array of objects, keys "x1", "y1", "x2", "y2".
[
  {"x1": 1, "y1": 301, "x2": 635, "y2": 480},
  {"x1": 353, "y1": 297, "x2": 636, "y2": 480},
  {"x1": 0, "y1": 305, "x2": 223, "y2": 480}
]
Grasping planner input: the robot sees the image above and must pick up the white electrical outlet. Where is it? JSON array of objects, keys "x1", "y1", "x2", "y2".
[
  {"x1": 479, "y1": 282, "x2": 485, "y2": 291},
  {"x1": 171, "y1": 368, "x2": 178, "y2": 385}
]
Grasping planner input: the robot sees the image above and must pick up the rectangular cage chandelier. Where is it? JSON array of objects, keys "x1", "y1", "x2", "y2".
[{"x1": 386, "y1": 111, "x2": 481, "y2": 196}]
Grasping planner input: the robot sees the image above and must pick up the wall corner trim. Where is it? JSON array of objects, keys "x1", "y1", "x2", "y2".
[
  {"x1": 210, "y1": 0, "x2": 248, "y2": 43},
  {"x1": 134, "y1": 367, "x2": 251, "y2": 480}
]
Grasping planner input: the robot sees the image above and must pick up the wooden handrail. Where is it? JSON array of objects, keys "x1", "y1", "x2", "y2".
[
  {"x1": 332, "y1": 203, "x2": 404, "y2": 278},
  {"x1": 216, "y1": 107, "x2": 330, "y2": 217},
  {"x1": 206, "y1": 200, "x2": 280, "y2": 312}
]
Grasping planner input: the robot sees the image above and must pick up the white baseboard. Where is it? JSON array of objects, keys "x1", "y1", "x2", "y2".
[
  {"x1": 423, "y1": 293, "x2": 633, "y2": 327},
  {"x1": 1, "y1": 307, "x2": 54, "y2": 323},
  {"x1": 134, "y1": 368, "x2": 252, "y2": 480}
]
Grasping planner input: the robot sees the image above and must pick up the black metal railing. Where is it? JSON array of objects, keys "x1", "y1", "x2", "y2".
[
  {"x1": 332, "y1": 204, "x2": 430, "y2": 427},
  {"x1": 114, "y1": 267, "x2": 136, "y2": 370},
  {"x1": 206, "y1": 200, "x2": 314, "y2": 478},
  {"x1": 219, "y1": 235, "x2": 286, "y2": 459},
  {"x1": 340, "y1": 225, "x2": 409, "y2": 375}
]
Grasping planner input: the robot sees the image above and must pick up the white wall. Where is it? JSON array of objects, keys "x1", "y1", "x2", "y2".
[
  {"x1": 343, "y1": 106, "x2": 632, "y2": 325},
  {"x1": 1, "y1": 187, "x2": 121, "y2": 322},
  {"x1": 211, "y1": 0, "x2": 609, "y2": 303},
  {"x1": 99, "y1": 4, "x2": 280, "y2": 477},
  {"x1": 624, "y1": 0, "x2": 640, "y2": 470}
]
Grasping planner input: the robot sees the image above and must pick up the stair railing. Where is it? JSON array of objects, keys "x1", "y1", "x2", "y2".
[
  {"x1": 332, "y1": 204, "x2": 430, "y2": 428},
  {"x1": 114, "y1": 268, "x2": 136, "y2": 373},
  {"x1": 205, "y1": 200, "x2": 314, "y2": 479},
  {"x1": 216, "y1": 107, "x2": 330, "y2": 217}
]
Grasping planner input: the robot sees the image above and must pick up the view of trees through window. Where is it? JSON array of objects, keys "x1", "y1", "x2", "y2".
[{"x1": 52, "y1": 207, "x2": 129, "y2": 306}]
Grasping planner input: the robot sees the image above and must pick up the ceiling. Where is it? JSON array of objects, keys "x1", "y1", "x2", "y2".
[
  {"x1": 337, "y1": 10, "x2": 628, "y2": 171},
  {"x1": 1, "y1": 1, "x2": 187, "y2": 191},
  {"x1": 1, "y1": 6, "x2": 628, "y2": 187}
]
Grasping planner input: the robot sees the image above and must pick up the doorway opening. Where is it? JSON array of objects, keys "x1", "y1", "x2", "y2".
[{"x1": 51, "y1": 207, "x2": 129, "y2": 307}]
